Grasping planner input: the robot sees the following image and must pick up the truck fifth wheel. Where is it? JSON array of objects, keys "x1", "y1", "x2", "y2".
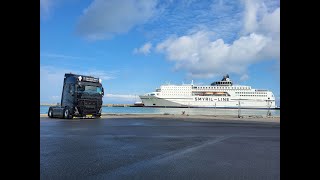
[{"x1": 48, "y1": 73, "x2": 104, "y2": 119}]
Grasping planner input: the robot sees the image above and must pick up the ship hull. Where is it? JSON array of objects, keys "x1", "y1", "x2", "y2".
[{"x1": 139, "y1": 96, "x2": 276, "y2": 109}]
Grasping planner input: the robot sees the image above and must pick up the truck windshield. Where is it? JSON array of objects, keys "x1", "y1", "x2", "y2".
[{"x1": 78, "y1": 85, "x2": 102, "y2": 94}]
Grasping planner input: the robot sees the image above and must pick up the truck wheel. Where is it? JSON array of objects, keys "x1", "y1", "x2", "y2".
[
  {"x1": 63, "y1": 108, "x2": 72, "y2": 119},
  {"x1": 48, "y1": 108, "x2": 53, "y2": 118}
]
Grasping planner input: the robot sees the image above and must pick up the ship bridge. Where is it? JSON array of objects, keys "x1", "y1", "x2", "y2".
[{"x1": 211, "y1": 74, "x2": 233, "y2": 86}]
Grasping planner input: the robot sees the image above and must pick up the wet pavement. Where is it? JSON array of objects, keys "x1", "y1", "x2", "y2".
[{"x1": 40, "y1": 117, "x2": 280, "y2": 180}]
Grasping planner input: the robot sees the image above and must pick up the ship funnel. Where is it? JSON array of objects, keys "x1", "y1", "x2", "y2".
[{"x1": 191, "y1": 80, "x2": 194, "y2": 85}]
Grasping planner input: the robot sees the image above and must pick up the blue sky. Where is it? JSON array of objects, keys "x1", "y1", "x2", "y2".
[{"x1": 40, "y1": 0, "x2": 280, "y2": 105}]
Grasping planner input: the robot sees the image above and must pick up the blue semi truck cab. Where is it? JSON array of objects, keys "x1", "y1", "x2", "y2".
[{"x1": 48, "y1": 73, "x2": 104, "y2": 119}]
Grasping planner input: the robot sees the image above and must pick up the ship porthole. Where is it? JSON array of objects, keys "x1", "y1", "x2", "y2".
[{"x1": 153, "y1": 104, "x2": 156, "y2": 106}]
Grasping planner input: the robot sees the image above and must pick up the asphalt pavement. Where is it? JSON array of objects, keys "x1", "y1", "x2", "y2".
[{"x1": 40, "y1": 117, "x2": 280, "y2": 180}]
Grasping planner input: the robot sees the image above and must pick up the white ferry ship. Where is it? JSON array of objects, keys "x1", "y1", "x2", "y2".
[{"x1": 139, "y1": 75, "x2": 276, "y2": 109}]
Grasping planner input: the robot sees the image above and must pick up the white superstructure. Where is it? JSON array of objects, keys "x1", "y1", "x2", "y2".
[{"x1": 139, "y1": 75, "x2": 276, "y2": 109}]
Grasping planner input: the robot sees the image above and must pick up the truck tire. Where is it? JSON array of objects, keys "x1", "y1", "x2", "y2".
[
  {"x1": 63, "y1": 108, "x2": 72, "y2": 119},
  {"x1": 48, "y1": 108, "x2": 53, "y2": 118}
]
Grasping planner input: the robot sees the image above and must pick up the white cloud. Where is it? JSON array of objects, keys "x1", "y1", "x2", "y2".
[
  {"x1": 152, "y1": 0, "x2": 279, "y2": 78},
  {"x1": 83, "y1": 70, "x2": 116, "y2": 81},
  {"x1": 40, "y1": 0, "x2": 65, "y2": 19},
  {"x1": 259, "y1": 8, "x2": 280, "y2": 34},
  {"x1": 257, "y1": 7, "x2": 280, "y2": 59},
  {"x1": 133, "y1": 42, "x2": 152, "y2": 55},
  {"x1": 242, "y1": 0, "x2": 279, "y2": 60},
  {"x1": 242, "y1": 0, "x2": 262, "y2": 34},
  {"x1": 40, "y1": 52, "x2": 93, "y2": 60},
  {"x1": 50, "y1": 96, "x2": 61, "y2": 103},
  {"x1": 40, "y1": 0, "x2": 52, "y2": 15},
  {"x1": 76, "y1": 0, "x2": 158, "y2": 40},
  {"x1": 156, "y1": 31, "x2": 271, "y2": 78},
  {"x1": 242, "y1": 0, "x2": 279, "y2": 35},
  {"x1": 51, "y1": 95, "x2": 60, "y2": 99},
  {"x1": 240, "y1": 74, "x2": 249, "y2": 81}
]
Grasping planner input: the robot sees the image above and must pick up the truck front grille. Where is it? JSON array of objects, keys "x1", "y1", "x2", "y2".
[{"x1": 77, "y1": 99, "x2": 102, "y2": 115}]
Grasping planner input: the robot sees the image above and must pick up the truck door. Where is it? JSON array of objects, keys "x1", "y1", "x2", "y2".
[{"x1": 62, "y1": 83, "x2": 75, "y2": 107}]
